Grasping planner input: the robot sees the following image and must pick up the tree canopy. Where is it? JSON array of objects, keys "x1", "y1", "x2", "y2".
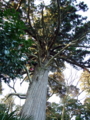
[
  {"x1": 0, "y1": 0, "x2": 90, "y2": 79},
  {"x1": 0, "y1": 0, "x2": 90, "y2": 120}
]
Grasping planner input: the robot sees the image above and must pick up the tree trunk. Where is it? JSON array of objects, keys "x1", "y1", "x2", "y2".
[
  {"x1": 61, "y1": 97, "x2": 66, "y2": 120},
  {"x1": 21, "y1": 66, "x2": 49, "y2": 120},
  {"x1": 61, "y1": 103, "x2": 65, "y2": 120}
]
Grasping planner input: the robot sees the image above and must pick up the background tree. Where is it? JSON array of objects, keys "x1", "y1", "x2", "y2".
[
  {"x1": 46, "y1": 98, "x2": 90, "y2": 120},
  {"x1": 46, "y1": 102, "x2": 70, "y2": 120},
  {"x1": 1, "y1": 95, "x2": 15, "y2": 112},
  {"x1": 0, "y1": 0, "x2": 90, "y2": 120},
  {"x1": 79, "y1": 70, "x2": 90, "y2": 94}
]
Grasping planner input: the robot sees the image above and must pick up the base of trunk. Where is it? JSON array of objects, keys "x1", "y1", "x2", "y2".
[{"x1": 21, "y1": 66, "x2": 49, "y2": 120}]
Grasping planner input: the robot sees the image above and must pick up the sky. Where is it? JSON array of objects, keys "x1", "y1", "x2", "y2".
[
  {"x1": 1, "y1": 0, "x2": 90, "y2": 106},
  {"x1": 78, "y1": 0, "x2": 90, "y2": 20}
]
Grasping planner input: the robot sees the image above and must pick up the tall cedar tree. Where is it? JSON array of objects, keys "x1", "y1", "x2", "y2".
[{"x1": 0, "y1": 0, "x2": 90, "y2": 120}]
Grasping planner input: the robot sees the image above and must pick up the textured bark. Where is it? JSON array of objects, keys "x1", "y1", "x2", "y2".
[{"x1": 21, "y1": 66, "x2": 49, "y2": 120}]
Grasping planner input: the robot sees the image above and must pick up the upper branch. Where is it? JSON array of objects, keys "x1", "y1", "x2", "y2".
[
  {"x1": 41, "y1": 3, "x2": 45, "y2": 37},
  {"x1": 27, "y1": 0, "x2": 32, "y2": 27},
  {"x1": 46, "y1": 28, "x2": 90, "y2": 68},
  {"x1": 48, "y1": 0, "x2": 61, "y2": 50},
  {"x1": 45, "y1": 43, "x2": 72, "y2": 67},
  {"x1": 60, "y1": 55, "x2": 90, "y2": 73},
  {"x1": 16, "y1": 0, "x2": 22, "y2": 11}
]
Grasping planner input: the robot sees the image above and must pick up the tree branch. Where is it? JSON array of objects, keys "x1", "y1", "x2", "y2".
[
  {"x1": 60, "y1": 55, "x2": 90, "y2": 73},
  {"x1": 48, "y1": 0, "x2": 61, "y2": 50},
  {"x1": 41, "y1": 2, "x2": 45, "y2": 37},
  {"x1": 7, "y1": 81, "x2": 17, "y2": 93},
  {"x1": 16, "y1": 0, "x2": 22, "y2": 11},
  {"x1": 45, "y1": 43, "x2": 72, "y2": 67},
  {"x1": 24, "y1": 65, "x2": 32, "y2": 83},
  {"x1": 46, "y1": 26, "x2": 90, "y2": 67},
  {"x1": 6, "y1": 93, "x2": 26, "y2": 99},
  {"x1": 51, "y1": 45, "x2": 90, "y2": 52},
  {"x1": 49, "y1": 77, "x2": 65, "y2": 86}
]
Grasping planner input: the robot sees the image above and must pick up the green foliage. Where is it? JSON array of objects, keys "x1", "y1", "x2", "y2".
[
  {"x1": 0, "y1": 8, "x2": 33, "y2": 79},
  {"x1": 46, "y1": 102, "x2": 70, "y2": 120},
  {"x1": 0, "y1": 104, "x2": 7, "y2": 112},
  {"x1": 0, "y1": 110, "x2": 17, "y2": 120},
  {"x1": 0, "y1": 109, "x2": 33, "y2": 120},
  {"x1": 46, "y1": 98, "x2": 90, "y2": 120}
]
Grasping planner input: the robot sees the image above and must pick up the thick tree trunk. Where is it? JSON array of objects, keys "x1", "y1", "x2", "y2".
[{"x1": 21, "y1": 66, "x2": 49, "y2": 120}]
